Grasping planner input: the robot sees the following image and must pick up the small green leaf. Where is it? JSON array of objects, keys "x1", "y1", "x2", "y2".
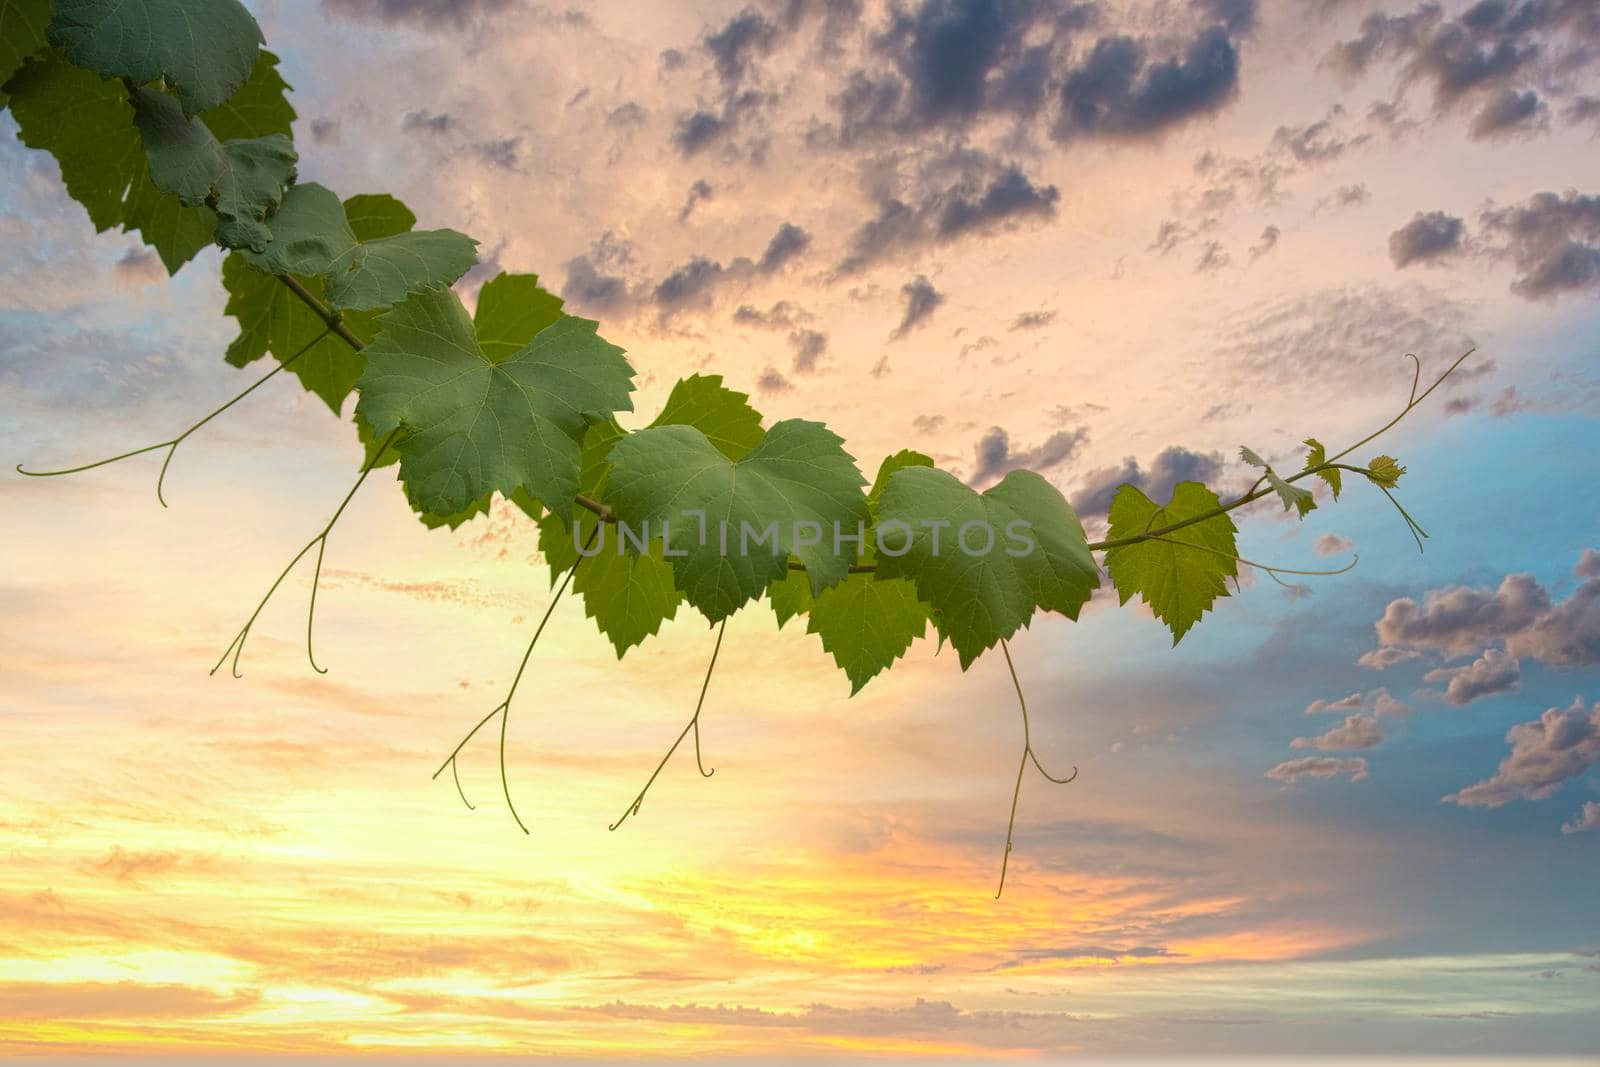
[
  {"x1": 221, "y1": 192, "x2": 416, "y2": 414},
  {"x1": 875, "y1": 466, "x2": 1099, "y2": 669},
  {"x1": 1303, "y1": 437, "x2": 1341, "y2": 500},
  {"x1": 767, "y1": 569, "x2": 814, "y2": 628},
  {"x1": 1241, "y1": 446, "x2": 1316, "y2": 518},
  {"x1": 1366, "y1": 455, "x2": 1406, "y2": 489},
  {"x1": 1104, "y1": 481, "x2": 1238, "y2": 644},
  {"x1": 244, "y1": 182, "x2": 479, "y2": 310},
  {"x1": 132, "y1": 87, "x2": 296, "y2": 251},
  {"x1": 356, "y1": 285, "x2": 635, "y2": 522},
  {"x1": 0, "y1": 0, "x2": 51, "y2": 94},
  {"x1": 604, "y1": 420, "x2": 870, "y2": 623},
  {"x1": 49, "y1": 0, "x2": 263, "y2": 116},
  {"x1": 806, "y1": 574, "x2": 929, "y2": 694}
]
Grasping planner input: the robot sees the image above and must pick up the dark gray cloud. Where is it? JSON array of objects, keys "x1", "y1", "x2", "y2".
[
  {"x1": 1329, "y1": 0, "x2": 1599, "y2": 135},
  {"x1": 1389, "y1": 211, "x2": 1467, "y2": 268},
  {"x1": 758, "y1": 222, "x2": 812, "y2": 272},
  {"x1": 1248, "y1": 225, "x2": 1280, "y2": 262},
  {"x1": 1265, "y1": 756, "x2": 1369, "y2": 783},
  {"x1": 1567, "y1": 95, "x2": 1600, "y2": 129},
  {"x1": 788, "y1": 328, "x2": 829, "y2": 373},
  {"x1": 891, "y1": 275, "x2": 944, "y2": 338},
  {"x1": 1071, "y1": 446, "x2": 1224, "y2": 519},
  {"x1": 1479, "y1": 190, "x2": 1600, "y2": 298},
  {"x1": 606, "y1": 102, "x2": 648, "y2": 127},
  {"x1": 1445, "y1": 698, "x2": 1600, "y2": 808},
  {"x1": 1470, "y1": 88, "x2": 1547, "y2": 138},
  {"x1": 1423, "y1": 648, "x2": 1522, "y2": 706},
  {"x1": 966, "y1": 425, "x2": 1088, "y2": 487},
  {"x1": 474, "y1": 137, "x2": 521, "y2": 169},
  {"x1": 733, "y1": 300, "x2": 808, "y2": 328},
  {"x1": 1322, "y1": 183, "x2": 1370, "y2": 210},
  {"x1": 1009, "y1": 309, "x2": 1057, "y2": 331},
  {"x1": 402, "y1": 109, "x2": 456, "y2": 135},
  {"x1": 561, "y1": 232, "x2": 634, "y2": 314},
  {"x1": 705, "y1": 7, "x2": 781, "y2": 87},
  {"x1": 308, "y1": 117, "x2": 340, "y2": 144},
  {"x1": 839, "y1": 158, "x2": 1059, "y2": 272},
  {"x1": 1195, "y1": 239, "x2": 1229, "y2": 273},
  {"x1": 1054, "y1": 27, "x2": 1241, "y2": 141},
  {"x1": 756, "y1": 366, "x2": 792, "y2": 392},
  {"x1": 679, "y1": 179, "x2": 714, "y2": 223},
  {"x1": 673, "y1": 110, "x2": 728, "y2": 155},
  {"x1": 1271, "y1": 107, "x2": 1369, "y2": 162},
  {"x1": 1291, "y1": 713, "x2": 1384, "y2": 751},
  {"x1": 321, "y1": 0, "x2": 518, "y2": 28}
]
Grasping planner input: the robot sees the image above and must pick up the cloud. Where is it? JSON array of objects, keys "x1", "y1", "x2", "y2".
[
  {"x1": 1445, "y1": 698, "x2": 1600, "y2": 808},
  {"x1": 1423, "y1": 648, "x2": 1522, "y2": 706},
  {"x1": 789, "y1": 329, "x2": 829, "y2": 373},
  {"x1": 966, "y1": 426, "x2": 1089, "y2": 487},
  {"x1": 1470, "y1": 88, "x2": 1547, "y2": 139},
  {"x1": 1479, "y1": 190, "x2": 1600, "y2": 299},
  {"x1": 1369, "y1": 573, "x2": 1552, "y2": 658},
  {"x1": 1195, "y1": 240, "x2": 1230, "y2": 273},
  {"x1": 1271, "y1": 107, "x2": 1369, "y2": 162},
  {"x1": 891, "y1": 275, "x2": 944, "y2": 338},
  {"x1": 1009, "y1": 309, "x2": 1057, "y2": 331},
  {"x1": 1055, "y1": 27, "x2": 1242, "y2": 142},
  {"x1": 1071, "y1": 447, "x2": 1224, "y2": 519},
  {"x1": 1562, "y1": 801, "x2": 1600, "y2": 835},
  {"x1": 321, "y1": 0, "x2": 518, "y2": 29},
  {"x1": 1578, "y1": 549, "x2": 1600, "y2": 580},
  {"x1": 112, "y1": 248, "x2": 164, "y2": 287},
  {"x1": 758, "y1": 222, "x2": 812, "y2": 272},
  {"x1": 1314, "y1": 533, "x2": 1354, "y2": 556},
  {"x1": 673, "y1": 110, "x2": 728, "y2": 155},
  {"x1": 1358, "y1": 646, "x2": 1423, "y2": 669},
  {"x1": 1265, "y1": 756, "x2": 1369, "y2": 783},
  {"x1": 679, "y1": 179, "x2": 714, "y2": 223},
  {"x1": 838, "y1": 159, "x2": 1059, "y2": 273},
  {"x1": 403, "y1": 109, "x2": 455, "y2": 135},
  {"x1": 1319, "y1": 183, "x2": 1370, "y2": 211},
  {"x1": 1389, "y1": 211, "x2": 1467, "y2": 268},
  {"x1": 562, "y1": 232, "x2": 634, "y2": 314},
  {"x1": 1291, "y1": 713, "x2": 1384, "y2": 751},
  {"x1": 1305, "y1": 688, "x2": 1410, "y2": 719},
  {"x1": 1247, "y1": 224, "x2": 1280, "y2": 261},
  {"x1": 704, "y1": 7, "x2": 780, "y2": 87}
]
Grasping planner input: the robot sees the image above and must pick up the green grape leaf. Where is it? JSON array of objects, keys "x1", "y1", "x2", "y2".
[
  {"x1": 48, "y1": 0, "x2": 262, "y2": 116},
  {"x1": 221, "y1": 192, "x2": 416, "y2": 414},
  {"x1": 767, "y1": 568, "x2": 814, "y2": 628},
  {"x1": 8, "y1": 47, "x2": 293, "y2": 273},
  {"x1": 650, "y1": 373, "x2": 766, "y2": 461},
  {"x1": 413, "y1": 272, "x2": 569, "y2": 527},
  {"x1": 474, "y1": 271, "x2": 565, "y2": 363},
  {"x1": 1303, "y1": 437, "x2": 1340, "y2": 500},
  {"x1": 0, "y1": 0, "x2": 51, "y2": 94},
  {"x1": 604, "y1": 420, "x2": 869, "y2": 623},
  {"x1": 874, "y1": 466, "x2": 1099, "y2": 669},
  {"x1": 1241, "y1": 446, "x2": 1316, "y2": 518},
  {"x1": 1366, "y1": 454, "x2": 1406, "y2": 489},
  {"x1": 355, "y1": 284, "x2": 635, "y2": 523},
  {"x1": 243, "y1": 181, "x2": 478, "y2": 310},
  {"x1": 806, "y1": 574, "x2": 929, "y2": 695},
  {"x1": 869, "y1": 448, "x2": 936, "y2": 507},
  {"x1": 1103, "y1": 481, "x2": 1238, "y2": 644},
  {"x1": 131, "y1": 87, "x2": 295, "y2": 251}
]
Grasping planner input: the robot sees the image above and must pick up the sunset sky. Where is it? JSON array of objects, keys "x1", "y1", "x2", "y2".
[{"x1": 2, "y1": 0, "x2": 1599, "y2": 1060}]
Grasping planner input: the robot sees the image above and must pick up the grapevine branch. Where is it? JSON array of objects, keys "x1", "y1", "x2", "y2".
[
  {"x1": 995, "y1": 639, "x2": 1077, "y2": 899},
  {"x1": 432, "y1": 524, "x2": 601, "y2": 833},
  {"x1": 211, "y1": 426, "x2": 400, "y2": 679},
  {"x1": 609, "y1": 618, "x2": 727, "y2": 832},
  {"x1": 15, "y1": 326, "x2": 334, "y2": 506}
]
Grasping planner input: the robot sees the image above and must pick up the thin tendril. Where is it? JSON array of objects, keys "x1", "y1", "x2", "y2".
[
  {"x1": 996, "y1": 639, "x2": 1078, "y2": 900},
  {"x1": 17, "y1": 328, "x2": 331, "y2": 507},
  {"x1": 609, "y1": 618, "x2": 728, "y2": 832},
  {"x1": 432, "y1": 525, "x2": 599, "y2": 831},
  {"x1": 451, "y1": 759, "x2": 475, "y2": 811},
  {"x1": 211, "y1": 426, "x2": 397, "y2": 679},
  {"x1": 1142, "y1": 534, "x2": 1360, "y2": 578}
]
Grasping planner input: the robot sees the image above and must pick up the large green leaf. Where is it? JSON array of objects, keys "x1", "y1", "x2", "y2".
[
  {"x1": 48, "y1": 0, "x2": 262, "y2": 116},
  {"x1": 222, "y1": 193, "x2": 415, "y2": 413},
  {"x1": 0, "y1": 0, "x2": 51, "y2": 97},
  {"x1": 1103, "y1": 481, "x2": 1238, "y2": 645},
  {"x1": 355, "y1": 285, "x2": 635, "y2": 522},
  {"x1": 538, "y1": 374, "x2": 765, "y2": 655},
  {"x1": 604, "y1": 419, "x2": 869, "y2": 623},
  {"x1": 875, "y1": 466, "x2": 1098, "y2": 668},
  {"x1": 243, "y1": 182, "x2": 478, "y2": 310},
  {"x1": 131, "y1": 86, "x2": 295, "y2": 251},
  {"x1": 7, "y1": 47, "x2": 293, "y2": 272}
]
